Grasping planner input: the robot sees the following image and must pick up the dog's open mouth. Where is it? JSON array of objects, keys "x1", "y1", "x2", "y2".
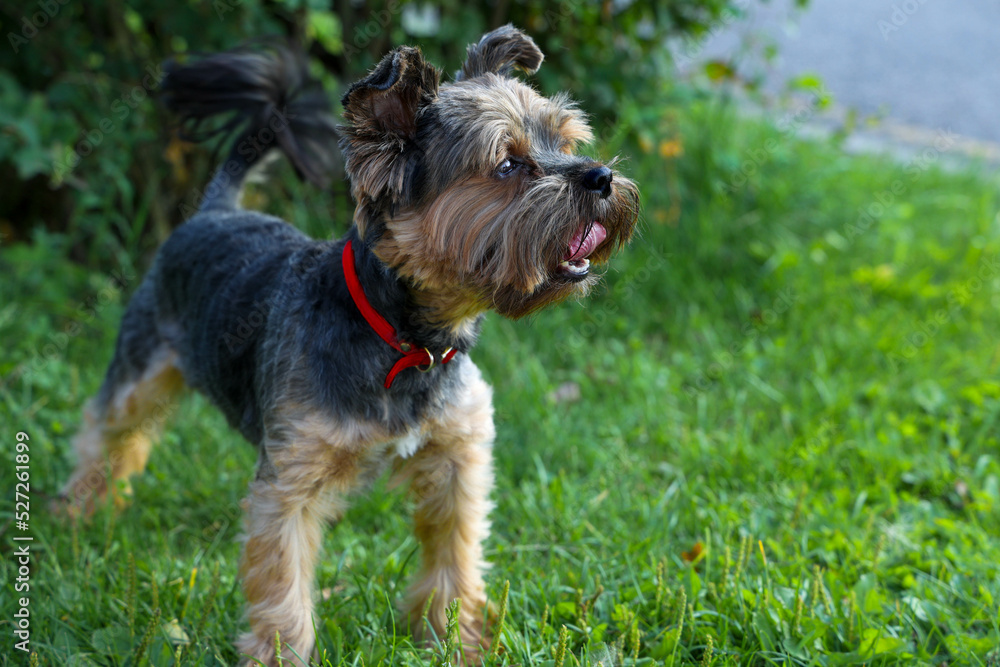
[{"x1": 557, "y1": 222, "x2": 607, "y2": 279}]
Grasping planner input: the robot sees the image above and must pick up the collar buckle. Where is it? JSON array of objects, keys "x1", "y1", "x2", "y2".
[
  {"x1": 417, "y1": 348, "x2": 436, "y2": 372},
  {"x1": 342, "y1": 241, "x2": 458, "y2": 389}
]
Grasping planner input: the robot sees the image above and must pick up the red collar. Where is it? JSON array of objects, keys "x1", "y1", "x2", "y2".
[{"x1": 342, "y1": 240, "x2": 457, "y2": 388}]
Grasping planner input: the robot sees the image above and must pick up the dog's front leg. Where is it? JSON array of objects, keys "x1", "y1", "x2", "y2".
[
  {"x1": 237, "y1": 419, "x2": 370, "y2": 667},
  {"x1": 397, "y1": 366, "x2": 496, "y2": 660}
]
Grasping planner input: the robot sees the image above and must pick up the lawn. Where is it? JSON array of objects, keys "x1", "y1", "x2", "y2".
[{"x1": 3, "y1": 93, "x2": 1000, "y2": 666}]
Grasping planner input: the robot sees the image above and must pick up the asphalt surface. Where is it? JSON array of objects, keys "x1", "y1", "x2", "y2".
[{"x1": 685, "y1": 0, "x2": 1000, "y2": 147}]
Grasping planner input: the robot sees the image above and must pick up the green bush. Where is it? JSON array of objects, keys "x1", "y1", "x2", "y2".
[{"x1": 0, "y1": 0, "x2": 783, "y2": 265}]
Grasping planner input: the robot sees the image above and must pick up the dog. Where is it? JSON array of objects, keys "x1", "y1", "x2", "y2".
[{"x1": 60, "y1": 25, "x2": 639, "y2": 665}]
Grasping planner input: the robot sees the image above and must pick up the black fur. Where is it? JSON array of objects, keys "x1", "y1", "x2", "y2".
[
  {"x1": 143, "y1": 219, "x2": 474, "y2": 444},
  {"x1": 67, "y1": 29, "x2": 638, "y2": 664},
  {"x1": 162, "y1": 43, "x2": 339, "y2": 207},
  {"x1": 456, "y1": 23, "x2": 544, "y2": 81},
  {"x1": 96, "y1": 44, "x2": 478, "y2": 450}
]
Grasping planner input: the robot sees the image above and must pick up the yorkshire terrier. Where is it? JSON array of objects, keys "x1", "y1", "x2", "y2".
[{"x1": 61, "y1": 25, "x2": 639, "y2": 665}]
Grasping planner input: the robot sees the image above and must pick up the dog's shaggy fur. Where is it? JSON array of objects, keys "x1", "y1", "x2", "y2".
[{"x1": 61, "y1": 26, "x2": 639, "y2": 665}]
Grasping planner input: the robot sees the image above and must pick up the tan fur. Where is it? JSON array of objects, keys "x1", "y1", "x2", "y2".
[
  {"x1": 60, "y1": 348, "x2": 183, "y2": 516},
  {"x1": 392, "y1": 363, "x2": 496, "y2": 660},
  {"x1": 65, "y1": 26, "x2": 639, "y2": 667},
  {"x1": 459, "y1": 25, "x2": 543, "y2": 80},
  {"x1": 340, "y1": 45, "x2": 441, "y2": 234},
  {"x1": 344, "y1": 69, "x2": 639, "y2": 328},
  {"x1": 425, "y1": 76, "x2": 589, "y2": 174},
  {"x1": 237, "y1": 371, "x2": 497, "y2": 667},
  {"x1": 237, "y1": 412, "x2": 389, "y2": 666},
  {"x1": 374, "y1": 160, "x2": 638, "y2": 326}
]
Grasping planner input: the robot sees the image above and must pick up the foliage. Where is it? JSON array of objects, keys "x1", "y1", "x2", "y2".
[
  {"x1": 0, "y1": 0, "x2": 779, "y2": 260},
  {"x1": 3, "y1": 87, "x2": 1000, "y2": 664}
]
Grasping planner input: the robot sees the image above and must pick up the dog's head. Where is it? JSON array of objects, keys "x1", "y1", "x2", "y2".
[{"x1": 339, "y1": 25, "x2": 640, "y2": 328}]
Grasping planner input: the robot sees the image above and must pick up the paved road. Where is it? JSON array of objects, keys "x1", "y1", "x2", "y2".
[{"x1": 686, "y1": 0, "x2": 1000, "y2": 146}]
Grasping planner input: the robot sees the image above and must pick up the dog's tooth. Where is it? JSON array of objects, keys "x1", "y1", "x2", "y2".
[{"x1": 558, "y1": 258, "x2": 591, "y2": 276}]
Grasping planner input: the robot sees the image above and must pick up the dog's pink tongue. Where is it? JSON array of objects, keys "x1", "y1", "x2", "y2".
[{"x1": 564, "y1": 223, "x2": 607, "y2": 261}]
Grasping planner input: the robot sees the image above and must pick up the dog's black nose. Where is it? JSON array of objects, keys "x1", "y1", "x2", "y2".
[{"x1": 582, "y1": 166, "x2": 613, "y2": 198}]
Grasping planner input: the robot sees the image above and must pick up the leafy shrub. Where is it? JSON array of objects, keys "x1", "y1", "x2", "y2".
[{"x1": 0, "y1": 0, "x2": 786, "y2": 265}]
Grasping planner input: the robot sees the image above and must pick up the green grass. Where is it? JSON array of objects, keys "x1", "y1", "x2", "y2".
[{"x1": 3, "y1": 94, "x2": 1000, "y2": 666}]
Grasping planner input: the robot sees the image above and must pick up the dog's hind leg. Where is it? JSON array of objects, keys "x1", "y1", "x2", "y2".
[{"x1": 61, "y1": 282, "x2": 185, "y2": 515}]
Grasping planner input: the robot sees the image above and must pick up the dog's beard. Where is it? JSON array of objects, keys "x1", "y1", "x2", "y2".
[{"x1": 374, "y1": 170, "x2": 640, "y2": 322}]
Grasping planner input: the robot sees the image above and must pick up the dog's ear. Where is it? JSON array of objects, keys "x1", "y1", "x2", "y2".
[
  {"x1": 457, "y1": 25, "x2": 543, "y2": 81},
  {"x1": 342, "y1": 46, "x2": 439, "y2": 141},
  {"x1": 339, "y1": 47, "x2": 439, "y2": 230}
]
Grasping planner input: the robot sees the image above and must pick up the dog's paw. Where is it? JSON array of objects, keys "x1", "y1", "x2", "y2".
[
  {"x1": 50, "y1": 476, "x2": 133, "y2": 521},
  {"x1": 237, "y1": 631, "x2": 312, "y2": 667},
  {"x1": 456, "y1": 597, "x2": 498, "y2": 664}
]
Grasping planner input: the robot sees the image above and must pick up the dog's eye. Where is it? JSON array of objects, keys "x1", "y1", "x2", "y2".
[{"x1": 496, "y1": 159, "x2": 517, "y2": 176}]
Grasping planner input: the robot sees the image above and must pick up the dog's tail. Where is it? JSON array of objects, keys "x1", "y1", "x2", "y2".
[{"x1": 161, "y1": 43, "x2": 338, "y2": 212}]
